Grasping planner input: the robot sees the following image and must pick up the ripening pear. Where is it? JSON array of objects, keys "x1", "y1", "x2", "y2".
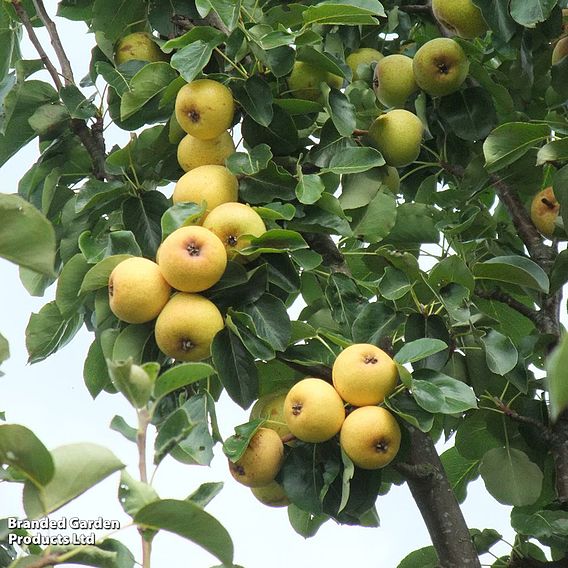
[
  {"x1": 552, "y1": 37, "x2": 568, "y2": 65},
  {"x1": 157, "y1": 226, "x2": 227, "y2": 292},
  {"x1": 333, "y1": 343, "x2": 398, "y2": 407},
  {"x1": 367, "y1": 109, "x2": 424, "y2": 167},
  {"x1": 413, "y1": 38, "x2": 470, "y2": 97},
  {"x1": 431, "y1": 0, "x2": 488, "y2": 39},
  {"x1": 114, "y1": 32, "x2": 167, "y2": 65},
  {"x1": 154, "y1": 293, "x2": 224, "y2": 361},
  {"x1": 340, "y1": 406, "x2": 401, "y2": 469},
  {"x1": 284, "y1": 378, "x2": 345, "y2": 443},
  {"x1": 530, "y1": 187, "x2": 561, "y2": 238},
  {"x1": 175, "y1": 79, "x2": 235, "y2": 140},
  {"x1": 177, "y1": 132, "x2": 236, "y2": 172},
  {"x1": 374, "y1": 54, "x2": 418, "y2": 108},
  {"x1": 250, "y1": 390, "x2": 291, "y2": 439},
  {"x1": 346, "y1": 48, "x2": 384, "y2": 81},
  {"x1": 172, "y1": 165, "x2": 239, "y2": 219},
  {"x1": 202, "y1": 202, "x2": 266, "y2": 262},
  {"x1": 228, "y1": 428, "x2": 284, "y2": 488},
  {"x1": 108, "y1": 257, "x2": 171, "y2": 324},
  {"x1": 251, "y1": 480, "x2": 290, "y2": 507},
  {"x1": 288, "y1": 61, "x2": 343, "y2": 102}
]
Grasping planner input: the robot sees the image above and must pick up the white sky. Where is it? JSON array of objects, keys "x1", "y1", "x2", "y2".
[{"x1": 0, "y1": 7, "x2": 514, "y2": 568}]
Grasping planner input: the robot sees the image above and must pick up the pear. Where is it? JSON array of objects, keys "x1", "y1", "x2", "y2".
[
  {"x1": 172, "y1": 165, "x2": 239, "y2": 219},
  {"x1": 431, "y1": 0, "x2": 488, "y2": 39},
  {"x1": 108, "y1": 257, "x2": 170, "y2": 324},
  {"x1": 284, "y1": 378, "x2": 345, "y2": 443},
  {"x1": 250, "y1": 390, "x2": 291, "y2": 439},
  {"x1": 175, "y1": 79, "x2": 235, "y2": 140},
  {"x1": 346, "y1": 48, "x2": 384, "y2": 81},
  {"x1": 367, "y1": 109, "x2": 423, "y2": 167},
  {"x1": 202, "y1": 202, "x2": 266, "y2": 262},
  {"x1": 251, "y1": 480, "x2": 290, "y2": 507},
  {"x1": 288, "y1": 61, "x2": 343, "y2": 102},
  {"x1": 340, "y1": 406, "x2": 401, "y2": 469},
  {"x1": 530, "y1": 187, "x2": 560, "y2": 238},
  {"x1": 154, "y1": 292, "x2": 224, "y2": 361},
  {"x1": 413, "y1": 38, "x2": 470, "y2": 97},
  {"x1": 552, "y1": 37, "x2": 568, "y2": 65},
  {"x1": 374, "y1": 54, "x2": 418, "y2": 108},
  {"x1": 114, "y1": 32, "x2": 167, "y2": 65},
  {"x1": 379, "y1": 166, "x2": 401, "y2": 194},
  {"x1": 228, "y1": 428, "x2": 284, "y2": 488},
  {"x1": 157, "y1": 225, "x2": 227, "y2": 292},
  {"x1": 332, "y1": 343, "x2": 398, "y2": 407},
  {"x1": 177, "y1": 132, "x2": 235, "y2": 172}
]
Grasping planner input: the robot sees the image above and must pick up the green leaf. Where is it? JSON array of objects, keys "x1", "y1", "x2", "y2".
[
  {"x1": 550, "y1": 249, "x2": 568, "y2": 294},
  {"x1": 222, "y1": 419, "x2": 264, "y2": 462},
  {"x1": 510, "y1": 0, "x2": 557, "y2": 28},
  {"x1": 378, "y1": 266, "x2": 411, "y2": 300},
  {"x1": 226, "y1": 144, "x2": 272, "y2": 176},
  {"x1": 440, "y1": 446, "x2": 480, "y2": 504},
  {"x1": 241, "y1": 229, "x2": 307, "y2": 255},
  {"x1": 536, "y1": 137, "x2": 568, "y2": 166},
  {"x1": 385, "y1": 394, "x2": 434, "y2": 432},
  {"x1": 303, "y1": 1, "x2": 385, "y2": 26},
  {"x1": 352, "y1": 303, "x2": 403, "y2": 345},
  {"x1": 429, "y1": 255, "x2": 475, "y2": 292},
  {"x1": 80, "y1": 254, "x2": 132, "y2": 293},
  {"x1": 60, "y1": 85, "x2": 98, "y2": 119},
  {"x1": 84, "y1": 338, "x2": 112, "y2": 398},
  {"x1": 162, "y1": 26, "x2": 224, "y2": 52},
  {"x1": 111, "y1": 324, "x2": 153, "y2": 364},
  {"x1": 75, "y1": 179, "x2": 127, "y2": 214},
  {"x1": 232, "y1": 76, "x2": 273, "y2": 127},
  {"x1": 108, "y1": 359, "x2": 153, "y2": 409},
  {"x1": 383, "y1": 203, "x2": 438, "y2": 244},
  {"x1": 395, "y1": 339, "x2": 449, "y2": 365},
  {"x1": 0, "y1": 194, "x2": 56, "y2": 275},
  {"x1": 241, "y1": 106, "x2": 299, "y2": 156},
  {"x1": 186, "y1": 481, "x2": 224, "y2": 508},
  {"x1": 240, "y1": 162, "x2": 296, "y2": 204},
  {"x1": 110, "y1": 415, "x2": 138, "y2": 443},
  {"x1": 324, "y1": 87, "x2": 356, "y2": 137},
  {"x1": 55, "y1": 254, "x2": 91, "y2": 317},
  {"x1": 197, "y1": 0, "x2": 241, "y2": 31},
  {"x1": 0, "y1": 425, "x2": 54, "y2": 486},
  {"x1": 474, "y1": 255, "x2": 550, "y2": 293},
  {"x1": 295, "y1": 173, "x2": 325, "y2": 205},
  {"x1": 161, "y1": 202, "x2": 206, "y2": 239},
  {"x1": 0, "y1": 332, "x2": 9, "y2": 369},
  {"x1": 351, "y1": 189, "x2": 397, "y2": 242},
  {"x1": 23, "y1": 444, "x2": 124, "y2": 518},
  {"x1": 119, "y1": 470, "x2": 159, "y2": 517},
  {"x1": 154, "y1": 363, "x2": 215, "y2": 399},
  {"x1": 134, "y1": 499, "x2": 234, "y2": 565},
  {"x1": 455, "y1": 411, "x2": 504, "y2": 461},
  {"x1": 170, "y1": 41, "x2": 215, "y2": 83},
  {"x1": 321, "y1": 147, "x2": 385, "y2": 174},
  {"x1": 472, "y1": 0, "x2": 517, "y2": 41},
  {"x1": 242, "y1": 294, "x2": 291, "y2": 352},
  {"x1": 483, "y1": 122, "x2": 550, "y2": 173},
  {"x1": 547, "y1": 334, "x2": 568, "y2": 421},
  {"x1": 480, "y1": 329, "x2": 518, "y2": 376},
  {"x1": 398, "y1": 546, "x2": 438, "y2": 568},
  {"x1": 325, "y1": 273, "x2": 363, "y2": 329},
  {"x1": 288, "y1": 504, "x2": 329, "y2": 538},
  {"x1": 479, "y1": 447, "x2": 543, "y2": 506},
  {"x1": 92, "y1": 0, "x2": 147, "y2": 43}
]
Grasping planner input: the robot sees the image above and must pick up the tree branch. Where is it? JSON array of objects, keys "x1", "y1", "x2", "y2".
[
  {"x1": 508, "y1": 553, "x2": 568, "y2": 567},
  {"x1": 474, "y1": 288, "x2": 539, "y2": 324},
  {"x1": 19, "y1": 555, "x2": 60, "y2": 568},
  {"x1": 493, "y1": 398, "x2": 554, "y2": 443}
]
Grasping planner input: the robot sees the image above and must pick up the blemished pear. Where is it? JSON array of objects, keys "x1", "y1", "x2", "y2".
[
  {"x1": 157, "y1": 225, "x2": 227, "y2": 292},
  {"x1": 333, "y1": 343, "x2": 398, "y2": 407},
  {"x1": 177, "y1": 132, "x2": 235, "y2": 172},
  {"x1": 175, "y1": 79, "x2": 235, "y2": 140},
  {"x1": 250, "y1": 390, "x2": 291, "y2": 439},
  {"x1": 284, "y1": 378, "x2": 345, "y2": 443},
  {"x1": 251, "y1": 480, "x2": 290, "y2": 507},
  {"x1": 340, "y1": 406, "x2": 401, "y2": 469},
  {"x1": 413, "y1": 38, "x2": 470, "y2": 97},
  {"x1": 552, "y1": 37, "x2": 568, "y2": 65},
  {"x1": 431, "y1": 0, "x2": 488, "y2": 39},
  {"x1": 172, "y1": 165, "x2": 239, "y2": 218},
  {"x1": 288, "y1": 61, "x2": 343, "y2": 101},
  {"x1": 346, "y1": 48, "x2": 384, "y2": 81},
  {"x1": 202, "y1": 202, "x2": 266, "y2": 261},
  {"x1": 154, "y1": 292, "x2": 224, "y2": 361},
  {"x1": 108, "y1": 257, "x2": 170, "y2": 324},
  {"x1": 114, "y1": 32, "x2": 167, "y2": 65},
  {"x1": 228, "y1": 428, "x2": 284, "y2": 488},
  {"x1": 367, "y1": 109, "x2": 424, "y2": 167},
  {"x1": 374, "y1": 54, "x2": 418, "y2": 108},
  {"x1": 530, "y1": 187, "x2": 560, "y2": 238}
]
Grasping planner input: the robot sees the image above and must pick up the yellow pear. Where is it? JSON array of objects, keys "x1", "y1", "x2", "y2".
[
  {"x1": 202, "y1": 202, "x2": 266, "y2": 261},
  {"x1": 157, "y1": 225, "x2": 227, "y2": 292},
  {"x1": 250, "y1": 390, "x2": 291, "y2": 439},
  {"x1": 284, "y1": 378, "x2": 345, "y2": 443},
  {"x1": 172, "y1": 165, "x2": 239, "y2": 218},
  {"x1": 288, "y1": 61, "x2": 343, "y2": 102},
  {"x1": 177, "y1": 132, "x2": 235, "y2": 172},
  {"x1": 333, "y1": 343, "x2": 398, "y2": 407},
  {"x1": 413, "y1": 38, "x2": 470, "y2": 97},
  {"x1": 114, "y1": 32, "x2": 167, "y2": 65},
  {"x1": 346, "y1": 48, "x2": 384, "y2": 81},
  {"x1": 374, "y1": 54, "x2": 418, "y2": 108},
  {"x1": 175, "y1": 79, "x2": 235, "y2": 140},
  {"x1": 552, "y1": 36, "x2": 568, "y2": 65},
  {"x1": 530, "y1": 187, "x2": 560, "y2": 238},
  {"x1": 108, "y1": 257, "x2": 170, "y2": 324},
  {"x1": 154, "y1": 292, "x2": 224, "y2": 361},
  {"x1": 228, "y1": 428, "x2": 284, "y2": 488},
  {"x1": 251, "y1": 480, "x2": 290, "y2": 507},
  {"x1": 367, "y1": 109, "x2": 424, "y2": 167},
  {"x1": 340, "y1": 406, "x2": 401, "y2": 469},
  {"x1": 431, "y1": 0, "x2": 488, "y2": 39}
]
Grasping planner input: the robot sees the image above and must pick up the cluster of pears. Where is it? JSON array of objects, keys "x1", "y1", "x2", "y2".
[
  {"x1": 228, "y1": 343, "x2": 402, "y2": 508},
  {"x1": 108, "y1": 78, "x2": 267, "y2": 362}
]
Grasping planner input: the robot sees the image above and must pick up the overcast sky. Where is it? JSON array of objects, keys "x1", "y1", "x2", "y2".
[{"x1": 0, "y1": 7, "x2": 513, "y2": 567}]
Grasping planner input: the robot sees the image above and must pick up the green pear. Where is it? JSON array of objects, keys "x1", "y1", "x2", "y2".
[
  {"x1": 432, "y1": 0, "x2": 488, "y2": 39},
  {"x1": 413, "y1": 38, "x2": 470, "y2": 97},
  {"x1": 367, "y1": 109, "x2": 424, "y2": 167},
  {"x1": 114, "y1": 32, "x2": 167, "y2": 65},
  {"x1": 346, "y1": 48, "x2": 384, "y2": 81},
  {"x1": 374, "y1": 54, "x2": 418, "y2": 108},
  {"x1": 552, "y1": 37, "x2": 568, "y2": 65},
  {"x1": 379, "y1": 166, "x2": 401, "y2": 194},
  {"x1": 288, "y1": 61, "x2": 343, "y2": 102},
  {"x1": 251, "y1": 481, "x2": 290, "y2": 507}
]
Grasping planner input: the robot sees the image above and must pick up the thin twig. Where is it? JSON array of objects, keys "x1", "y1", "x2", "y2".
[
  {"x1": 474, "y1": 288, "x2": 539, "y2": 324},
  {"x1": 493, "y1": 398, "x2": 554, "y2": 443}
]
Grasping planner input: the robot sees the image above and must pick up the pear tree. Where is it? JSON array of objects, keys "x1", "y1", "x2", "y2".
[{"x1": 1, "y1": 1, "x2": 568, "y2": 567}]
